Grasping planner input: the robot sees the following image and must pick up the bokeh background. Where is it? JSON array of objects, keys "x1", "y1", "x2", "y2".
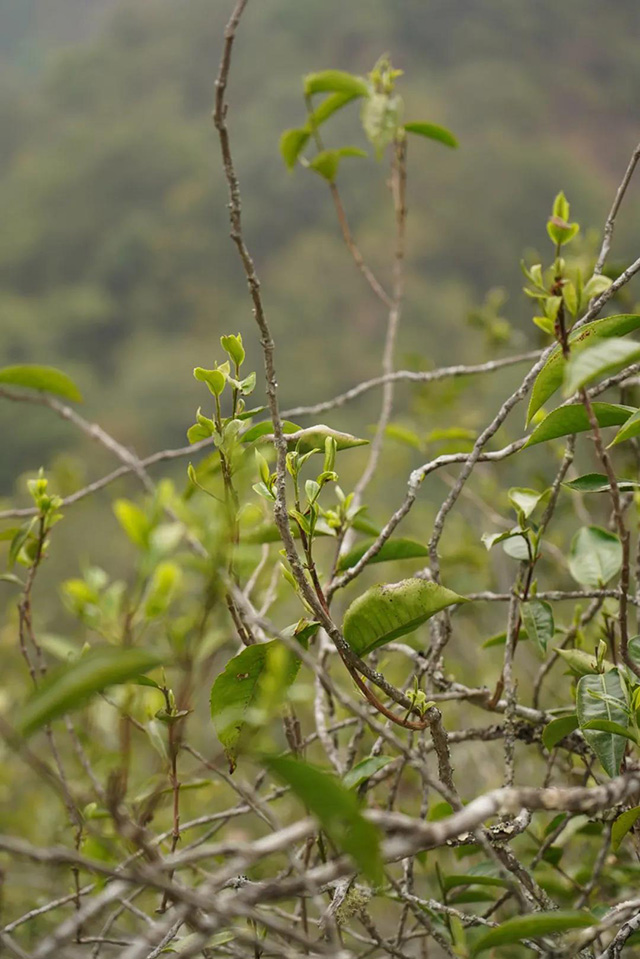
[{"x1": 1, "y1": 0, "x2": 640, "y2": 623}]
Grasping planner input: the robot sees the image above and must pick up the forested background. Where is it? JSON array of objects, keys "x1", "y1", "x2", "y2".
[{"x1": 3, "y1": 0, "x2": 640, "y2": 636}]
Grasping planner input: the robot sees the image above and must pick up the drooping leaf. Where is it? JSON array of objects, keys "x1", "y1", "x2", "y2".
[
  {"x1": 309, "y1": 90, "x2": 360, "y2": 126},
  {"x1": 17, "y1": 647, "x2": 162, "y2": 737},
  {"x1": 521, "y1": 600, "x2": 554, "y2": 657},
  {"x1": 611, "y1": 805, "x2": 640, "y2": 852},
  {"x1": 342, "y1": 755, "x2": 392, "y2": 789},
  {"x1": 308, "y1": 146, "x2": 367, "y2": 182},
  {"x1": 568, "y1": 526, "x2": 622, "y2": 587},
  {"x1": 577, "y1": 669, "x2": 628, "y2": 777},
  {"x1": 280, "y1": 128, "x2": 310, "y2": 169},
  {"x1": 210, "y1": 637, "x2": 305, "y2": 772},
  {"x1": 0, "y1": 364, "x2": 83, "y2": 403},
  {"x1": 542, "y1": 714, "x2": 579, "y2": 750},
  {"x1": 526, "y1": 314, "x2": 640, "y2": 425},
  {"x1": 304, "y1": 70, "x2": 369, "y2": 98},
  {"x1": 609, "y1": 407, "x2": 640, "y2": 447},
  {"x1": 564, "y1": 338, "x2": 640, "y2": 395},
  {"x1": 343, "y1": 578, "x2": 466, "y2": 657},
  {"x1": 524, "y1": 403, "x2": 634, "y2": 448},
  {"x1": 337, "y1": 537, "x2": 430, "y2": 572},
  {"x1": 266, "y1": 755, "x2": 382, "y2": 882},
  {"x1": 563, "y1": 473, "x2": 640, "y2": 493},
  {"x1": 472, "y1": 911, "x2": 593, "y2": 955},
  {"x1": 403, "y1": 121, "x2": 458, "y2": 148}
]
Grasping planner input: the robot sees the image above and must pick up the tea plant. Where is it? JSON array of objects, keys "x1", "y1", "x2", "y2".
[{"x1": 2, "y1": 2, "x2": 640, "y2": 957}]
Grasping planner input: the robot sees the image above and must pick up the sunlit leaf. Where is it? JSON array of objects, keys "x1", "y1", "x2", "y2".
[
  {"x1": 280, "y1": 128, "x2": 310, "y2": 169},
  {"x1": 609, "y1": 407, "x2": 640, "y2": 447},
  {"x1": 304, "y1": 70, "x2": 369, "y2": 97}
]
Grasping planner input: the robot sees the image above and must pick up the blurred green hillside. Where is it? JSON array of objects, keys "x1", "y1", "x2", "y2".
[{"x1": 1, "y1": 0, "x2": 640, "y2": 495}]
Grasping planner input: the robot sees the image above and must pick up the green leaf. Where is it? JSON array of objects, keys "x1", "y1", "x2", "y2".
[
  {"x1": 611, "y1": 805, "x2": 640, "y2": 852},
  {"x1": 403, "y1": 121, "x2": 458, "y2": 148},
  {"x1": 568, "y1": 526, "x2": 622, "y2": 587},
  {"x1": 194, "y1": 366, "x2": 226, "y2": 396},
  {"x1": 304, "y1": 70, "x2": 369, "y2": 98},
  {"x1": 526, "y1": 314, "x2": 640, "y2": 425},
  {"x1": 343, "y1": 578, "x2": 466, "y2": 657},
  {"x1": 342, "y1": 755, "x2": 392, "y2": 789},
  {"x1": 542, "y1": 714, "x2": 579, "y2": 750},
  {"x1": 308, "y1": 147, "x2": 367, "y2": 182},
  {"x1": 113, "y1": 499, "x2": 150, "y2": 550},
  {"x1": 241, "y1": 420, "x2": 302, "y2": 444},
  {"x1": 285, "y1": 425, "x2": 368, "y2": 454},
  {"x1": 582, "y1": 719, "x2": 638, "y2": 745},
  {"x1": 564, "y1": 338, "x2": 640, "y2": 395},
  {"x1": 220, "y1": 333, "x2": 245, "y2": 368},
  {"x1": 577, "y1": 669, "x2": 628, "y2": 777},
  {"x1": 16, "y1": 647, "x2": 162, "y2": 737},
  {"x1": 563, "y1": 473, "x2": 640, "y2": 493},
  {"x1": 521, "y1": 600, "x2": 554, "y2": 657},
  {"x1": 508, "y1": 487, "x2": 546, "y2": 519},
  {"x1": 556, "y1": 647, "x2": 610, "y2": 677},
  {"x1": 210, "y1": 639, "x2": 303, "y2": 772},
  {"x1": 266, "y1": 755, "x2": 382, "y2": 882},
  {"x1": 337, "y1": 537, "x2": 430, "y2": 572},
  {"x1": 609, "y1": 407, "x2": 640, "y2": 447},
  {"x1": 442, "y1": 874, "x2": 510, "y2": 893},
  {"x1": 0, "y1": 364, "x2": 83, "y2": 403},
  {"x1": 280, "y1": 128, "x2": 310, "y2": 169},
  {"x1": 471, "y1": 911, "x2": 594, "y2": 955},
  {"x1": 524, "y1": 403, "x2": 634, "y2": 448},
  {"x1": 309, "y1": 91, "x2": 360, "y2": 126}
]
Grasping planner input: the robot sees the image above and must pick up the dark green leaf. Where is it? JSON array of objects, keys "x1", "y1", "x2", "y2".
[
  {"x1": 404, "y1": 121, "x2": 458, "y2": 148},
  {"x1": 568, "y1": 526, "x2": 622, "y2": 587},
  {"x1": 582, "y1": 719, "x2": 638, "y2": 745},
  {"x1": 577, "y1": 669, "x2": 628, "y2": 777},
  {"x1": 563, "y1": 473, "x2": 640, "y2": 493},
  {"x1": 266, "y1": 755, "x2": 382, "y2": 882},
  {"x1": 471, "y1": 911, "x2": 594, "y2": 955},
  {"x1": 342, "y1": 755, "x2": 392, "y2": 789},
  {"x1": 337, "y1": 537, "x2": 429, "y2": 572},
  {"x1": 524, "y1": 403, "x2": 634, "y2": 448},
  {"x1": 542, "y1": 714, "x2": 579, "y2": 750},
  {"x1": 0, "y1": 364, "x2": 83, "y2": 403},
  {"x1": 17, "y1": 647, "x2": 162, "y2": 737},
  {"x1": 343, "y1": 578, "x2": 466, "y2": 657},
  {"x1": 526, "y1": 314, "x2": 640, "y2": 425}
]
